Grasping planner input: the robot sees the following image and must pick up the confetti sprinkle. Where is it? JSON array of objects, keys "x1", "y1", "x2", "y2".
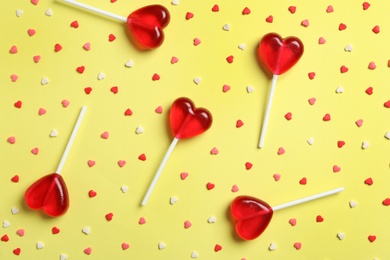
[
  {"x1": 88, "y1": 190, "x2": 97, "y2": 198},
  {"x1": 340, "y1": 65, "x2": 348, "y2": 73},
  {"x1": 364, "y1": 177, "x2": 373, "y2": 186},
  {"x1": 9, "y1": 45, "x2": 18, "y2": 54},
  {"x1": 323, "y1": 114, "x2": 331, "y2": 121},
  {"x1": 223, "y1": 24, "x2": 231, "y2": 31},
  {"x1": 139, "y1": 217, "x2": 146, "y2": 225},
  {"x1": 294, "y1": 242, "x2": 302, "y2": 250},
  {"x1": 307, "y1": 137, "x2": 314, "y2": 145},
  {"x1": 355, "y1": 119, "x2": 363, "y2": 127},
  {"x1": 158, "y1": 242, "x2": 166, "y2": 250},
  {"x1": 238, "y1": 43, "x2": 246, "y2": 50},
  {"x1": 184, "y1": 220, "x2": 192, "y2": 229},
  {"x1": 336, "y1": 86, "x2": 344, "y2": 93},
  {"x1": 308, "y1": 72, "x2": 316, "y2": 79},
  {"x1": 231, "y1": 185, "x2": 239, "y2": 192},
  {"x1": 344, "y1": 44, "x2": 352, "y2": 52},
  {"x1": 284, "y1": 112, "x2": 292, "y2": 120},
  {"x1": 349, "y1": 200, "x2": 358, "y2": 208},
  {"x1": 301, "y1": 19, "x2": 309, "y2": 27},
  {"x1": 214, "y1": 244, "x2": 222, "y2": 252},
  {"x1": 84, "y1": 247, "x2": 92, "y2": 255},
  {"x1": 363, "y1": 2, "x2": 371, "y2": 10},
  {"x1": 316, "y1": 215, "x2": 324, "y2": 222},
  {"x1": 87, "y1": 160, "x2": 96, "y2": 167},
  {"x1": 339, "y1": 23, "x2": 347, "y2": 31},
  {"x1": 206, "y1": 182, "x2": 215, "y2": 190},
  {"x1": 36, "y1": 242, "x2": 45, "y2": 249},
  {"x1": 118, "y1": 160, "x2": 126, "y2": 167},
  {"x1": 45, "y1": 8, "x2": 53, "y2": 16},
  {"x1": 135, "y1": 126, "x2": 144, "y2": 134},
  {"x1": 52, "y1": 226, "x2": 60, "y2": 234},
  {"x1": 7, "y1": 136, "x2": 16, "y2": 144},
  {"x1": 299, "y1": 177, "x2": 307, "y2": 185},
  {"x1": 191, "y1": 251, "x2": 199, "y2": 258},
  {"x1": 245, "y1": 162, "x2": 253, "y2": 170},
  {"x1": 242, "y1": 7, "x2": 251, "y2": 15},
  {"x1": 41, "y1": 77, "x2": 49, "y2": 85},
  {"x1": 337, "y1": 232, "x2": 345, "y2": 240},
  {"x1": 83, "y1": 42, "x2": 91, "y2": 51},
  {"x1": 246, "y1": 86, "x2": 254, "y2": 93},
  {"x1": 372, "y1": 25, "x2": 380, "y2": 34},
  {"x1": 181, "y1": 172, "x2": 189, "y2": 180},
  {"x1": 208, "y1": 216, "x2": 216, "y2": 223},
  {"x1": 210, "y1": 147, "x2": 219, "y2": 155},
  {"x1": 212, "y1": 4, "x2": 219, "y2": 12},
  {"x1": 368, "y1": 235, "x2": 376, "y2": 243},
  {"x1": 108, "y1": 34, "x2": 116, "y2": 42},
  {"x1": 11, "y1": 207, "x2": 20, "y2": 215},
  {"x1": 289, "y1": 218, "x2": 297, "y2": 226},
  {"x1": 193, "y1": 77, "x2": 202, "y2": 85},
  {"x1": 11, "y1": 175, "x2": 19, "y2": 182},
  {"x1": 121, "y1": 186, "x2": 129, "y2": 193},
  {"x1": 70, "y1": 20, "x2": 79, "y2": 28},
  {"x1": 105, "y1": 213, "x2": 114, "y2": 221},
  {"x1": 138, "y1": 153, "x2": 146, "y2": 161},
  {"x1": 13, "y1": 248, "x2": 21, "y2": 255},
  {"x1": 266, "y1": 15, "x2": 273, "y2": 23},
  {"x1": 273, "y1": 174, "x2": 281, "y2": 181},
  {"x1": 122, "y1": 243, "x2": 130, "y2": 250},
  {"x1": 326, "y1": 5, "x2": 334, "y2": 13},
  {"x1": 185, "y1": 12, "x2": 194, "y2": 20},
  {"x1": 269, "y1": 242, "x2": 277, "y2": 251},
  {"x1": 362, "y1": 141, "x2": 370, "y2": 149},
  {"x1": 31, "y1": 147, "x2": 39, "y2": 155},
  {"x1": 318, "y1": 37, "x2": 326, "y2": 44},
  {"x1": 170, "y1": 196, "x2": 178, "y2": 204},
  {"x1": 333, "y1": 165, "x2": 341, "y2": 173},
  {"x1": 3, "y1": 220, "x2": 10, "y2": 228},
  {"x1": 382, "y1": 198, "x2": 390, "y2": 206}
]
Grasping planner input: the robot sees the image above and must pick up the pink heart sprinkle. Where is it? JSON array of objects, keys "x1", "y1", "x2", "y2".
[
  {"x1": 231, "y1": 185, "x2": 239, "y2": 192},
  {"x1": 181, "y1": 172, "x2": 189, "y2": 180},
  {"x1": 355, "y1": 119, "x2": 363, "y2": 127},
  {"x1": 138, "y1": 217, "x2": 146, "y2": 225},
  {"x1": 88, "y1": 160, "x2": 96, "y2": 167},
  {"x1": 16, "y1": 229, "x2": 25, "y2": 237},
  {"x1": 101, "y1": 131, "x2": 109, "y2": 139},
  {"x1": 265, "y1": 15, "x2": 273, "y2": 23},
  {"x1": 277, "y1": 147, "x2": 285, "y2": 155},
  {"x1": 273, "y1": 174, "x2": 281, "y2": 181},
  {"x1": 294, "y1": 242, "x2": 302, "y2": 250},
  {"x1": 326, "y1": 5, "x2": 334, "y2": 13},
  {"x1": 121, "y1": 243, "x2": 130, "y2": 250},
  {"x1": 10, "y1": 74, "x2": 19, "y2": 82},
  {"x1": 333, "y1": 165, "x2": 341, "y2": 173},
  {"x1": 84, "y1": 247, "x2": 92, "y2": 255},
  {"x1": 308, "y1": 97, "x2": 316, "y2": 105},
  {"x1": 193, "y1": 38, "x2": 201, "y2": 46},
  {"x1": 33, "y1": 55, "x2": 41, "y2": 63},
  {"x1": 38, "y1": 108, "x2": 46, "y2": 115},
  {"x1": 83, "y1": 42, "x2": 91, "y2": 51},
  {"x1": 301, "y1": 19, "x2": 309, "y2": 27},
  {"x1": 289, "y1": 218, "x2": 297, "y2": 226},
  {"x1": 7, "y1": 136, "x2": 16, "y2": 144},
  {"x1": 155, "y1": 106, "x2": 163, "y2": 114},
  {"x1": 222, "y1": 84, "x2": 231, "y2": 92},
  {"x1": 10, "y1": 45, "x2": 18, "y2": 54},
  {"x1": 31, "y1": 147, "x2": 39, "y2": 155},
  {"x1": 171, "y1": 56, "x2": 179, "y2": 64},
  {"x1": 27, "y1": 29, "x2": 36, "y2": 36},
  {"x1": 210, "y1": 147, "x2": 219, "y2": 155},
  {"x1": 118, "y1": 160, "x2": 126, "y2": 167},
  {"x1": 368, "y1": 61, "x2": 376, "y2": 70},
  {"x1": 318, "y1": 37, "x2": 326, "y2": 44},
  {"x1": 184, "y1": 220, "x2": 192, "y2": 229},
  {"x1": 31, "y1": 0, "x2": 39, "y2": 5},
  {"x1": 62, "y1": 99, "x2": 70, "y2": 107}
]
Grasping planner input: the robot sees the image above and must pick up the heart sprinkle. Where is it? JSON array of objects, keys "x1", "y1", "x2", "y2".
[
  {"x1": 212, "y1": 4, "x2": 219, "y2": 12},
  {"x1": 152, "y1": 73, "x2": 160, "y2": 81},
  {"x1": 3, "y1": 220, "x2": 10, "y2": 228},
  {"x1": 11, "y1": 207, "x2": 20, "y2": 215},
  {"x1": 11, "y1": 175, "x2": 19, "y2": 182},
  {"x1": 193, "y1": 77, "x2": 202, "y2": 85},
  {"x1": 333, "y1": 165, "x2": 341, "y2": 173},
  {"x1": 210, "y1": 147, "x2": 219, "y2": 155},
  {"x1": 60, "y1": 254, "x2": 68, "y2": 260},
  {"x1": 368, "y1": 235, "x2": 376, "y2": 243},
  {"x1": 236, "y1": 119, "x2": 244, "y2": 128},
  {"x1": 355, "y1": 119, "x2": 363, "y2": 127},
  {"x1": 326, "y1": 5, "x2": 334, "y2": 13},
  {"x1": 97, "y1": 72, "x2": 106, "y2": 80},
  {"x1": 7, "y1": 136, "x2": 16, "y2": 144},
  {"x1": 62, "y1": 100, "x2": 70, "y2": 107},
  {"x1": 208, "y1": 216, "x2": 216, "y2": 223},
  {"x1": 340, "y1": 65, "x2": 348, "y2": 73},
  {"x1": 344, "y1": 44, "x2": 353, "y2": 52},
  {"x1": 277, "y1": 147, "x2": 285, "y2": 155},
  {"x1": 273, "y1": 174, "x2": 281, "y2": 181},
  {"x1": 301, "y1": 19, "x2": 309, "y2": 27},
  {"x1": 121, "y1": 186, "x2": 129, "y2": 193},
  {"x1": 231, "y1": 184, "x2": 239, "y2": 192},
  {"x1": 52, "y1": 226, "x2": 60, "y2": 234},
  {"x1": 138, "y1": 153, "x2": 146, "y2": 161},
  {"x1": 362, "y1": 141, "x2": 370, "y2": 149},
  {"x1": 170, "y1": 196, "x2": 178, "y2": 204},
  {"x1": 84, "y1": 247, "x2": 92, "y2": 255},
  {"x1": 158, "y1": 242, "x2": 166, "y2": 250},
  {"x1": 363, "y1": 2, "x2": 371, "y2": 10},
  {"x1": 171, "y1": 56, "x2": 179, "y2": 64},
  {"x1": 289, "y1": 218, "x2": 297, "y2": 226},
  {"x1": 45, "y1": 8, "x2": 53, "y2": 16},
  {"x1": 336, "y1": 86, "x2": 344, "y2": 93},
  {"x1": 83, "y1": 42, "x2": 91, "y2": 51},
  {"x1": 70, "y1": 20, "x2": 79, "y2": 28},
  {"x1": 181, "y1": 172, "x2": 189, "y2": 180},
  {"x1": 339, "y1": 23, "x2": 347, "y2": 31},
  {"x1": 316, "y1": 215, "x2": 324, "y2": 222},
  {"x1": 124, "y1": 108, "x2": 133, "y2": 116},
  {"x1": 206, "y1": 182, "x2": 215, "y2": 190},
  {"x1": 122, "y1": 243, "x2": 130, "y2": 250},
  {"x1": 337, "y1": 232, "x2": 345, "y2": 240},
  {"x1": 323, "y1": 114, "x2": 331, "y2": 121},
  {"x1": 284, "y1": 112, "x2": 292, "y2": 120},
  {"x1": 238, "y1": 43, "x2": 246, "y2": 50},
  {"x1": 184, "y1": 220, "x2": 192, "y2": 229},
  {"x1": 185, "y1": 12, "x2": 194, "y2": 20},
  {"x1": 17, "y1": 229, "x2": 25, "y2": 237},
  {"x1": 222, "y1": 84, "x2": 231, "y2": 92},
  {"x1": 88, "y1": 190, "x2": 97, "y2": 198},
  {"x1": 214, "y1": 244, "x2": 222, "y2": 252},
  {"x1": 318, "y1": 37, "x2": 326, "y2": 44},
  {"x1": 246, "y1": 86, "x2": 254, "y2": 93},
  {"x1": 242, "y1": 7, "x2": 251, "y2": 15},
  {"x1": 365, "y1": 87, "x2": 373, "y2": 95},
  {"x1": 308, "y1": 72, "x2": 316, "y2": 79},
  {"x1": 299, "y1": 177, "x2": 307, "y2": 185},
  {"x1": 155, "y1": 106, "x2": 163, "y2": 114},
  {"x1": 288, "y1": 6, "x2": 296, "y2": 14},
  {"x1": 382, "y1": 198, "x2": 390, "y2": 206},
  {"x1": 372, "y1": 25, "x2": 380, "y2": 34},
  {"x1": 294, "y1": 242, "x2": 302, "y2": 250},
  {"x1": 101, "y1": 131, "x2": 109, "y2": 139},
  {"x1": 269, "y1": 242, "x2": 277, "y2": 251},
  {"x1": 266, "y1": 15, "x2": 273, "y2": 23},
  {"x1": 364, "y1": 177, "x2": 373, "y2": 186},
  {"x1": 245, "y1": 162, "x2": 253, "y2": 170},
  {"x1": 307, "y1": 137, "x2": 314, "y2": 145},
  {"x1": 349, "y1": 200, "x2": 358, "y2": 208},
  {"x1": 193, "y1": 38, "x2": 201, "y2": 46},
  {"x1": 36, "y1": 242, "x2": 45, "y2": 249},
  {"x1": 125, "y1": 59, "x2": 134, "y2": 67},
  {"x1": 138, "y1": 217, "x2": 146, "y2": 225},
  {"x1": 118, "y1": 160, "x2": 126, "y2": 167},
  {"x1": 105, "y1": 213, "x2": 114, "y2": 221},
  {"x1": 191, "y1": 251, "x2": 199, "y2": 258},
  {"x1": 135, "y1": 126, "x2": 144, "y2": 134},
  {"x1": 87, "y1": 160, "x2": 96, "y2": 167}
]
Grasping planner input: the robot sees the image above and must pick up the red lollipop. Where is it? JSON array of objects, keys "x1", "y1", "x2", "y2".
[
  {"x1": 24, "y1": 106, "x2": 87, "y2": 217},
  {"x1": 61, "y1": 0, "x2": 170, "y2": 50},
  {"x1": 141, "y1": 97, "x2": 212, "y2": 205},
  {"x1": 257, "y1": 33, "x2": 304, "y2": 148},
  {"x1": 231, "y1": 187, "x2": 344, "y2": 240}
]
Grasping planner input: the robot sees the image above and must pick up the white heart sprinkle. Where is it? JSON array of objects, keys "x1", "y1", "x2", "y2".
[
  {"x1": 223, "y1": 24, "x2": 231, "y2": 31},
  {"x1": 41, "y1": 77, "x2": 49, "y2": 85},
  {"x1": 362, "y1": 141, "x2": 370, "y2": 149},
  {"x1": 97, "y1": 72, "x2": 106, "y2": 80},
  {"x1": 60, "y1": 254, "x2": 68, "y2": 260},
  {"x1": 191, "y1": 251, "x2": 199, "y2": 258},
  {"x1": 269, "y1": 242, "x2": 277, "y2": 251},
  {"x1": 344, "y1": 44, "x2": 352, "y2": 52},
  {"x1": 125, "y1": 60, "x2": 134, "y2": 68},
  {"x1": 82, "y1": 227, "x2": 91, "y2": 235},
  {"x1": 135, "y1": 126, "x2": 144, "y2": 134},
  {"x1": 50, "y1": 129, "x2": 58, "y2": 137},
  {"x1": 158, "y1": 242, "x2": 166, "y2": 250},
  {"x1": 171, "y1": 0, "x2": 179, "y2": 5},
  {"x1": 349, "y1": 200, "x2": 358, "y2": 208},
  {"x1": 246, "y1": 86, "x2": 254, "y2": 93},
  {"x1": 337, "y1": 232, "x2": 345, "y2": 240},
  {"x1": 207, "y1": 216, "x2": 216, "y2": 223},
  {"x1": 37, "y1": 242, "x2": 45, "y2": 249},
  {"x1": 170, "y1": 196, "x2": 178, "y2": 205},
  {"x1": 121, "y1": 185, "x2": 129, "y2": 193},
  {"x1": 11, "y1": 207, "x2": 20, "y2": 215},
  {"x1": 45, "y1": 8, "x2": 53, "y2": 16},
  {"x1": 385, "y1": 131, "x2": 390, "y2": 139},
  {"x1": 16, "y1": 9, "x2": 23, "y2": 17},
  {"x1": 307, "y1": 137, "x2": 314, "y2": 145},
  {"x1": 336, "y1": 86, "x2": 344, "y2": 93},
  {"x1": 238, "y1": 43, "x2": 246, "y2": 50},
  {"x1": 193, "y1": 77, "x2": 202, "y2": 85},
  {"x1": 3, "y1": 220, "x2": 10, "y2": 228}
]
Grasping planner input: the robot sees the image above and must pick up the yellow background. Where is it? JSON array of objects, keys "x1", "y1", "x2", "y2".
[{"x1": 1, "y1": 0, "x2": 390, "y2": 259}]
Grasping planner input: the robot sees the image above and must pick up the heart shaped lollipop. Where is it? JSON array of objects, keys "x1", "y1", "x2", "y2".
[
  {"x1": 24, "y1": 106, "x2": 87, "y2": 217},
  {"x1": 256, "y1": 33, "x2": 304, "y2": 148},
  {"x1": 231, "y1": 187, "x2": 344, "y2": 240},
  {"x1": 61, "y1": 0, "x2": 170, "y2": 50},
  {"x1": 141, "y1": 97, "x2": 212, "y2": 205}
]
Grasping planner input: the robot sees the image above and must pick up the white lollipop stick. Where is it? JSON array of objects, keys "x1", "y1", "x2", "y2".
[
  {"x1": 272, "y1": 187, "x2": 344, "y2": 211},
  {"x1": 61, "y1": 0, "x2": 127, "y2": 23},
  {"x1": 141, "y1": 138, "x2": 179, "y2": 206},
  {"x1": 55, "y1": 106, "x2": 87, "y2": 175},
  {"x1": 258, "y1": 74, "x2": 278, "y2": 148}
]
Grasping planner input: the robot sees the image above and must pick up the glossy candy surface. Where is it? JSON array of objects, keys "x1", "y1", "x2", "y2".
[
  {"x1": 230, "y1": 196, "x2": 274, "y2": 240},
  {"x1": 24, "y1": 173, "x2": 69, "y2": 217},
  {"x1": 170, "y1": 97, "x2": 212, "y2": 139},
  {"x1": 257, "y1": 33, "x2": 304, "y2": 75},
  {"x1": 127, "y1": 5, "x2": 170, "y2": 50}
]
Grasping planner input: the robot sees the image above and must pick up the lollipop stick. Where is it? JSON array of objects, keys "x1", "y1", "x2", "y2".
[
  {"x1": 258, "y1": 74, "x2": 278, "y2": 148},
  {"x1": 61, "y1": 0, "x2": 127, "y2": 23},
  {"x1": 272, "y1": 187, "x2": 344, "y2": 211},
  {"x1": 141, "y1": 138, "x2": 179, "y2": 206},
  {"x1": 55, "y1": 106, "x2": 87, "y2": 174}
]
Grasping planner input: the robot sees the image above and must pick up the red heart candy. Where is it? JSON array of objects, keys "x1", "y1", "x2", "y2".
[
  {"x1": 170, "y1": 97, "x2": 212, "y2": 139},
  {"x1": 127, "y1": 5, "x2": 170, "y2": 50},
  {"x1": 24, "y1": 173, "x2": 69, "y2": 217},
  {"x1": 230, "y1": 196, "x2": 273, "y2": 240},
  {"x1": 257, "y1": 33, "x2": 304, "y2": 76}
]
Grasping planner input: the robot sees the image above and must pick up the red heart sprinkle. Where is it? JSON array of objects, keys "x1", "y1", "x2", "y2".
[
  {"x1": 236, "y1": 119, "x2": 244, "y2": 128},
  {"x1": 364, "y1": 177, "x2": 373, "y2": 186},
  {"x1": 273, "y1": 174, "x2": 281, "y2": 181},
  {"x1": 299, "y1": 177, "x2": 307, "y2": 185},
  {"x1": 138, "y1": 153, "x2": 146, "y2": 161},
  {"x1": 372, "y1": 25, "x2": 380, "y2": 34},
  {"x1": 382, "y1": 198, "x2": 390, "y2": 206},
  {"x1": 285, "y1": 112, "x2": 292, "y2": 120},
  {"x1": 316, "y1": 215, "x2": 324, "y2": 222},
  {"x1": 337, "y1": 141, "x2": 345, "y2": 148},
  {"x1": 323, "y1": 113, "x2": 331, "y2": 121},
  {"x1": 214, "y1": 244, "x2": 222, "y2": 252},
  {"x1": 170, "y1": 97, "x2": 212, "y2": 139},
  {"x1": 101, "y1": 131, "x2": 109, "y2": 139},
  {"x1": 33, "y1": 55, "x2": 41, "y2": 63},
  {"x1": 52, "y1": 226, "x2": 60, "y2": 234},
  {"x1": 76, "y1": 66, "x2": 85, "y2": 74},
  {"x1": 124, "y1": 108, "x2": 133, "y2": 116},
  {"x1": 14, "y1": 100, "x2": 22, "y2": 108},
  {"x1": 13, "y1": 248, "x2": 21, "y2": 255},
  {"x1": 1, "y1": 234, "x2": 9, "y2": 242},
  {"x1": 212, "y1": 5, "x2": 219, "y2": 12},
  {"x1": 62, "y1": 99, "x2": 70, "y2": 107},
  {"x1": 110, "y1": 86, "x2": 118, "y2": 94},
  {"x1": 384, "y1": 100, "x2": 390, "y2": 108},
  {"x1": 10, "y1": 45, "x2": 18, "y2": 54},
  {"x1": 230, "y1": 196, "x2": 273, "y2": 240},
  {"x1": 70, "y1": 20, "x2": 79, "y2": 28},
  {"x1": 257, "y1": 33, "x2": 304, "y2": 76},
  {"x1": 84, "y1": 87, "x2": 92, "y2": 94},
  {"x1": 368, "y1": 235, "x2": 376, "y2": 242},
  {"x1": 333, "y1": 165, "x2": 341, "y2": 173},
  {"x1": 105, "y1": 213, "x2": 114, "y2": 221},
  {"x1": 265, "y1": 15, "x2": 273, "y2": 23},
  {"x1": 181, "y1": 172, "x2": 189, "y2": 180},
  {"x1": 87, "y1": 160, "x2": 96, "y2": 167},
  {"x1": 31, "y1": 147, "x2": 39, "y2": 155},
  {"x1": 108, "y1": 34, "x2": 116, "y2": 42},
  {"x1": 84, "y1": 247, "x2": 92, "y2": 255},
  {"x1": 54, "y1": 43, "x2": 62, "y2": 52},
  {"x1": 289, "y1": 218, "x2": 297, "y2": 226},
  {"x1": 365, "y1": 87, "x2": 373, "y2": 95},
  {"x1": 122, "y1": 243, "x2": 130, "y2": 250},
  {"x1": 152, "y1": 73, "x2": 160, "y2": 81},
  {"x1": 88, "y1": 190, "x2": 97, "y2": 198},
  {"x1": 245, "y1": 162, "x2": 253, "y2": 170},
  {"x1": 226, "y1": 55, "x2": 234, "y2": 63},
  {"x1": 339, "y1": 23, "x2": 347, "y2": 31},
  {"x1": 206, "y1": 182, "x2": 215, "y2": 190},
  {"x1": 288, "y1": 6, "x2": 296, "y2": 14},
  {"x1": 126, "y1": 5, "x2": 170, "y2": 49},
  {"x1": 185, "y1": 12, "x2": 194, "y2": 20},
  {"x1": 242, "y1": 7, "x2": 251, "y2": 15},
  {"x1": 222, "y1": 84, "x2": 231, "y2": 93},
  {"x1": 24, "y1": 173, "x2": 69, "y2": 217},
  {"x1": 363, "y1": 2, "x2": 371, "y2": 10},
  {"x1": 308, "y1": 72, "x2": 316, "y2": 79},
  {"x1": 11, "y1": 175, "x2": 19, "y2": 182},
  {"x1": 340, "y1": 65, "x2": 348, "y2": 73}
]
